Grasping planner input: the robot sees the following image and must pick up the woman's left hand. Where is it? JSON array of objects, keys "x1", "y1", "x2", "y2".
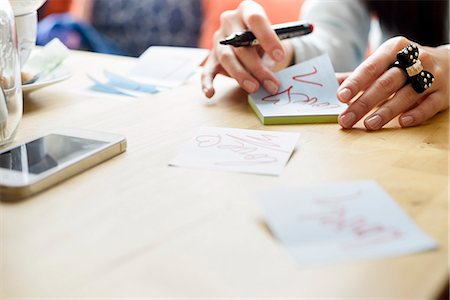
[{"x1": 336, "y1": 36, "x2": 449, "y2": 130}]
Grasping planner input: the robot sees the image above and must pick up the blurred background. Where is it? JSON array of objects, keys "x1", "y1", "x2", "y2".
[{"x1": 37, "y1": 0, "x2": 305, "y2": 57}]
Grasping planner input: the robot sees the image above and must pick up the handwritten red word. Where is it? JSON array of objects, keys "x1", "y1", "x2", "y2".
[
  {"x1": 292, "y1": 66, "x2": 323, "y2": 86},
  {"x1": 195, "y1": 133, "x2": 286, "y2": 166},
  {"x1": 262, "y1": 85, "x2": 318, "y2": 106},
  {"x1": 298, "y1": 191, "x2": 403, "y2": 248},
  {"x1": 261, "y1": 66, "x2": 339, "y2": 110}
]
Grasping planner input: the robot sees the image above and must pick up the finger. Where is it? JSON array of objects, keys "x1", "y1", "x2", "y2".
[
  {"x1": 211, "y1": 26, "x2": 261, "y2": 94},
  {"x1": 239, "y1": 0, "x2": 285, "y2": 62},
  {"x1": 220, "y1": 9, "x2": 246, "y2": 36},
  {"x1": 216, "y1": 44, "x2": 261, "y2": 93},
  {"x1": 363, "y1": 84, "x2": 422, "y2": 130},
  {"x1": 337, "y1": 37, "x2": 412, "y2": 103},
  {"x1": 234, "y1": 46, "x2": 280, "y2": 94},
  {"x1": 338, "y1": 67, "x2": 408, "y2": 129},
  {"x1": 220, "y1": 11, "x2": 279, "y2": 94},
  {"x1": 336, "y1": 72, "x2": 352, "y2": 85},
  {"x1": 215, "y1": 10, "x2": 266, "y2": 94},
  {"x1": 201, "y1": 52, "x2": 222, "y2": 98},
  {"x1": 399, "y1": 92, "x2": 446, "y2": 127},
  {"x1": 214, "y1": 2, "x2": 282, "y2": 94}
]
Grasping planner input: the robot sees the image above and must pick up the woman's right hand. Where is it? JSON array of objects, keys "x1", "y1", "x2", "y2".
[{"x1": 201, "y1": 0, "x2": 294, "y2": 98}]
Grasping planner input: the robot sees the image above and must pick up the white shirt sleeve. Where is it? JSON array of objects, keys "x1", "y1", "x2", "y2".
[{"x1": 292, "y1": 0, "x2": 371, "y2": 72}]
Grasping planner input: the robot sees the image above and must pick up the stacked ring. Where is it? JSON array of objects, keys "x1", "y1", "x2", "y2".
[{"x1": 390, "y1": 43, "x2": 435, "y2": 93}]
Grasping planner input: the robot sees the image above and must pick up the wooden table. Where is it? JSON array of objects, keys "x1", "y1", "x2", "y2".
[{"x1": 1, "y1": 50, "x2": 448, "y2": 299}]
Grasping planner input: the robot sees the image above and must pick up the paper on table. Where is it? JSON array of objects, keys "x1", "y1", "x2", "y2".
[
  {"x1": 103, "y1": 70, "x2": 159, "y2": 94},
  {"x1": 249, "y1": 54, "x2": 347, "y2": 124},
  {"x1": 87, "y1": 74, "x2": 137, "y2": 98},
  {"x1": 23, "y1": 38, "x2": 69, "y2": 76},
  {"x1": 128, "y1": 46, "x2": 209, "y2": 89},
  {"x1": 169, "y1": 127, "x2": 300, "y2": 176},
  {"x1": 258, "y1": 180, "x2": 437, "y2": 266}
]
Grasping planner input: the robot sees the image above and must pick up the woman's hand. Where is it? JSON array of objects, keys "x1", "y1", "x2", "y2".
[
  {"x1": 337, "y1": 36, "x2": 449, "y2": 130},
  {"x1": 201, "y1": 0, "x2": 294, "y2": 98}
]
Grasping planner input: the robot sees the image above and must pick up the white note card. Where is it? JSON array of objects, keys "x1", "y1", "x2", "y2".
[
  {"x1": 258, "y1": 180, "x2": 437, "y2": 266},
  {"x1": 128, "y1": 46, "x2": 209, "y2": 88},
  {"x1": 169, "y1": 127, "x2": 300, "y2": 176}
]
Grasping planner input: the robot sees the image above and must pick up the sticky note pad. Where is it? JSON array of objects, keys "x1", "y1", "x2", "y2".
[{"x1": 248, "y1": 54, "x2": 347, "y2": 125}]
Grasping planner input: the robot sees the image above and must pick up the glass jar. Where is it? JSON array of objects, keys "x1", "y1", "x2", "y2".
[
  {"x1": 9, "y1": 0, "x2": 46, "y2": 17},
  {"x1": 0, "y1": 0, "x2": 22, "y2": 147}
]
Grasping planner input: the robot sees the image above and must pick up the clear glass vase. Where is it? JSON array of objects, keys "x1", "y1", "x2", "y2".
[{"x1": 0, "y1": 0, "x2": 22, "y2": 147}]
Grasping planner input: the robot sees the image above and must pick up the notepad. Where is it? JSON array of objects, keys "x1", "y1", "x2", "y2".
[{"x1": 248, "y1": 54, "x2": 347, "y2": 125}]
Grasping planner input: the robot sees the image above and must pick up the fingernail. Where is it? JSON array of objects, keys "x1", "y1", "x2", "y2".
[
  {"x1": 263, "y1": 80, "x2": 278, "y2": 95},
  {"x1": 366, "y1": 115, "x2": 382, "y2": 130},
  {"x1": 338, "y1": 88, "x2": 352, "y2": 102},
  {"x1": 400, "y1": 115, "x2": 414, "y2": 127},
  {"x1": 339, "y1": 112, "x2": 356, "y2": 128},
  {"x1": 203, "y1": 87, "x2": 213, "y2": 98},
  {"x1": 261, "y1": 54, "x2": 276, "y2": 68},
  {"x1": 272, "y1": 48, "x2": 284, "y2": 62},
  {"x1": 243, "y1": 80, "x2": 258, "y2": 93}
]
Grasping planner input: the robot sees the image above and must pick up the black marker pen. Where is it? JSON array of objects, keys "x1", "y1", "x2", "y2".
[{"x1": 220, "y1": 21, "x2": 314, "y2": 47}]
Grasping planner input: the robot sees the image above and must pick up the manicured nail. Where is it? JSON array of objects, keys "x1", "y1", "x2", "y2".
[
  {"x1": 366, "y1": 115, "x2": 382, "y2": 130},
  {"x1": 243, "y1": 80, "x2": 258, "y2": 93},
  {"x1": 339, "y1": 112, "x2": 356, "y2": 128},
  {"x1": 338, "y1": 88, "x2": 352, "y2": 102},
  {"x1": 400, "y1": 115, "x2": 414, "y2": 127},
  {"x1": 272, "y1": 48, "x2": 284, "y2": 62},
  {"x1": 263, "y1": 80, "x2": 278, "y2": 95},
  {"x1": 203, "y1": 87, "x2": 213, "y2": 98},
  {"x1": 261, "y1": 54, "x2": 276, "y2": 68}
]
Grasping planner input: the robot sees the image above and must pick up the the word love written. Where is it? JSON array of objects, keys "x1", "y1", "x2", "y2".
[
  {"x1": 195, "y1": 133, "x2": 289, "y2": 166},
  {"x1": 298, "y1": 191, "x2": 403, "y2": 249},
  {"x1": 262, "y1": 66, "x2": 340, "y2": 110}
]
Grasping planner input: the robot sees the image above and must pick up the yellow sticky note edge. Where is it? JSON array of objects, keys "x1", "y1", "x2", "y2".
[{"x1": 248, "y1": 96, "x2": 338, "y2": 125}]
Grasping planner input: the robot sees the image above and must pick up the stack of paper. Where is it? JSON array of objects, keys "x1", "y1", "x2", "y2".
[
  {"x1": 89, "y1": 46, "x2": 209, "y2": 97},
  {"x1": 249, "y1": 54, "x2": 347, "y2": 125},
  {"x1": 128, "y1": 46, "x2": 209, "y2": 89}
]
